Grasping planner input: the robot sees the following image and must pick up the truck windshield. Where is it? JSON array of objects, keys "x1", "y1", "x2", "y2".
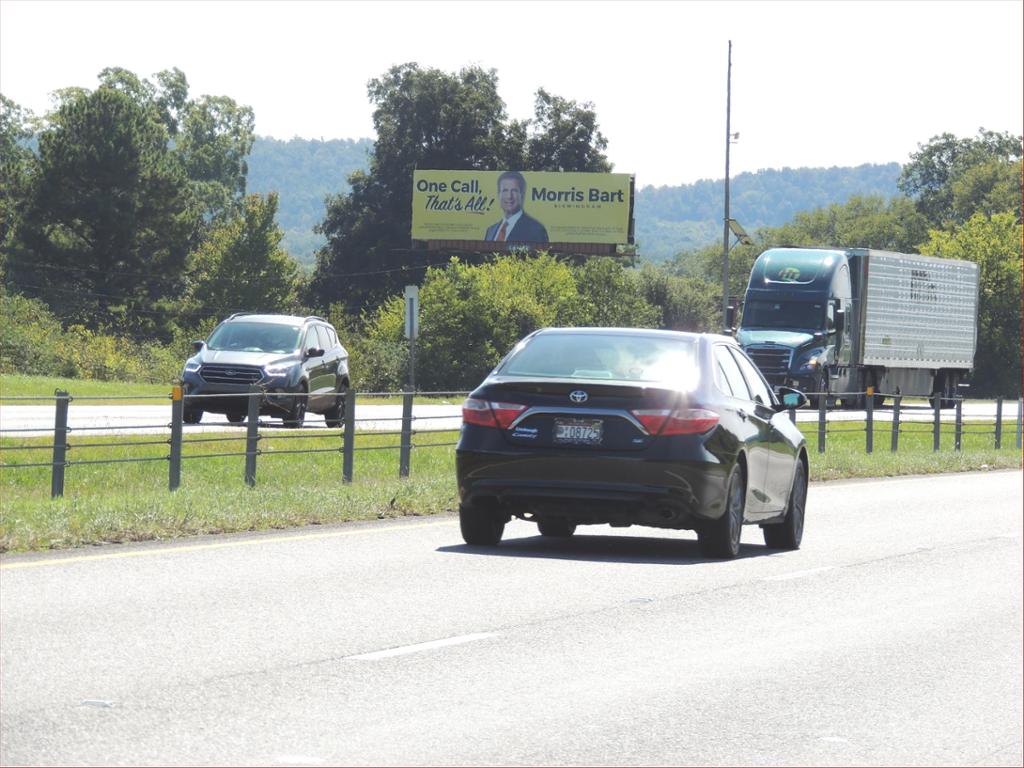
[{"x1": 741, "y1": 300, "x2": 825, "y2": 331}]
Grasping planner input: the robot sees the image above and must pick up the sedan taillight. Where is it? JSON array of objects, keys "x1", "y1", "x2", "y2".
[
  {"x1": 631, "y1": 407, "x2": 719, "y2": 435},
  {"x1": 461, "y1": 398, "x2": 527, "y2": 429}
]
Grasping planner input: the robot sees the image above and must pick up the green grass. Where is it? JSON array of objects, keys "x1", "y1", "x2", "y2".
[
  {"x1": 0, "y1": 374, "x2": 465, "y2": 406},
  {"x1": 0, "y1": 420, "x2": 1019, "y2": 553},
  {"x1": 0, "y1": 374, "x2": 173, "y2": 403}
]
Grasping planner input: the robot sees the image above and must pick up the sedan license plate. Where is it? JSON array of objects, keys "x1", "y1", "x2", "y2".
[{"x1": 553, "y1": 418, "x2": 603, "y2": 446}]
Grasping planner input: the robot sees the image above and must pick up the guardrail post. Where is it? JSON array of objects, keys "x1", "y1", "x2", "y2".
[
  {"x1": 954, "y1": 398, "x2": 963, "y2": 451},
  {"x1": 343, "y1": 388, "x2": 354, "y2": 484},
  {"x1": 933, "y1": 397, "x2": 941, "y2": 452},
  {"x1": 891, "y1": 395, "x2": 901, "y2": 452},
  {"x1": 50, "y1": 389, "x2": 69, "y2": 498},
  {"x1": 994, "y1": 397, "x2": 1003, "y2": 450},
  {"x1": 817, "y1": 392, "x2": 826, "y2": 454},
  {"x1": 1017, "y1": 397, "x2": 1022, "y2": 450},
  {"x1": 244, "y1": 385, "x2": 260, "y2": 486},
  {"x1": 865, "y1": 390, "x2": 874, "y2": 454},
  {"x1": 399, "y1": 390, "x2": 413, "y2": 478},
  {"x1": 169, "y1": 384, "x2": 183, "y2": 491}
]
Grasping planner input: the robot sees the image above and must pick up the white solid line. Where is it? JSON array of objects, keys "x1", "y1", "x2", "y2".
[
  {"x1": 346, "y1": 632, "x2": 497, "y2": 660},
  {"x1": 763, "y1": 566, "x2": 836, "y2": 582}
]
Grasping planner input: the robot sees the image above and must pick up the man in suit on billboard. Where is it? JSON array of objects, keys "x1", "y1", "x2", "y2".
[{"x1": 485, "y1": 171, "x2": 549, "y2": 243}]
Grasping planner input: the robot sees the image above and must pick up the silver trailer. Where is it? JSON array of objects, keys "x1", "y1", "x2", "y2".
[{"x1": 738, "y1": 247, "x2": 980, "y2": 408}]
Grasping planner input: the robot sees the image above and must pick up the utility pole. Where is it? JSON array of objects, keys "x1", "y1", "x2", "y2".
[{"x1": 721, "y1": 40, "x2": 733, "y2": 331}]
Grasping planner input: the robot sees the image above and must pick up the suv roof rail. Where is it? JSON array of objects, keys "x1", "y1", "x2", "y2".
[
  {"x1": 225, "y1": 312, "x2": 256, "y2": 321},
  {"x1": 306, "y1": 315, "x2": 327, "y2": 322}
]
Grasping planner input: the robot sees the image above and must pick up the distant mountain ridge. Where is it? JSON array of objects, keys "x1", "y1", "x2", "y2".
[
  {"x1": 245, "y1": 136, "x2": 901, "y2": 265},
  {"x1": 634, "y1": 163, "x2": 902, "y2": 260}
]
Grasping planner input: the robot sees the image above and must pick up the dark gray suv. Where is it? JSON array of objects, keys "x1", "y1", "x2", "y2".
[{"x1": 181, "y1": 313, "x2": 350, "y2": 427}]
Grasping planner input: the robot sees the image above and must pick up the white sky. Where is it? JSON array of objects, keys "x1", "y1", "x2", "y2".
[{"x1": 1, "y1": 0, "x2": 1021, "y2": 188}]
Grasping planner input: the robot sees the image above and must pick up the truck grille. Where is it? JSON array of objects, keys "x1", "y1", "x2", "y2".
[
  {"x1": 745, "y1": 346, "x2": 791, "y2": 384},
  {"x1": 199, "y1": 364, "x2": 263, "y2": 385}
]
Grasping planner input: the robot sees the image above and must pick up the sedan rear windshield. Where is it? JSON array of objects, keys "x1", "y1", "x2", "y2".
[
  {"x1": 207, "y1": 322, "x2": 302, "y2": 354},
  {"x1": 500, "y1": 333, "x2": 699, "y2": 388}
]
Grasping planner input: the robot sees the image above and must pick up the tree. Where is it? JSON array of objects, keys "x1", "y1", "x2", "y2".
[
  {"x1": 0, "y1": 95, "x2": 36, "y2": 257},
  {"x1": 898, "y1": 129, "x2": 1022, "y2": 226},
  {"x1": 636, "y1": 263, "x2": 718, "y2": 333},
  {"x1": 92, "y1": 67, "x2": 254, "y2": 225},
  {"x1": 8, "y1": 86, "x2": 195, "y2": 338},
  {"x1": 524, "y1": 89, "x2": 612, "y2": 172},
  {"x1": 760, "y1": 195, "x2": 930, "y2": 253},
  {"x1": 309, "y1": 63, "x2": 614, "y2": 315},
  {"x1": 184, "y1": 193, "x2": 300, "y2": 322},
  {"x1": 919, "y1": 212, "x2": 1022, "y2": 397},
  {"x1": 572, "y1": 257, "x2": 660, "y2": 328},
  {"x1": 176, "y1": 94, "x2": 255, "y2": 226}
]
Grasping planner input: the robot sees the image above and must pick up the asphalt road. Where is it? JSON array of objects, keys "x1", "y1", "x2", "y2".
[
  {"x1": 1, "y1": 470, "x2": 1021, "y2": 766},
  {"x1": 1, "y1": 399, "x2": 1020, "y2": 437}
]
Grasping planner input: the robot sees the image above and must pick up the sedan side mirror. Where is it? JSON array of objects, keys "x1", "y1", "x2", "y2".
[{"x1": 774, "y1": 386, "x2": 808, "y2": 411}]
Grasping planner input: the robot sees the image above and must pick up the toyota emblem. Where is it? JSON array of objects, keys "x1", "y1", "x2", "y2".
[{"x1": 569, "y1": 390, "x2": 588, "y2": 403}]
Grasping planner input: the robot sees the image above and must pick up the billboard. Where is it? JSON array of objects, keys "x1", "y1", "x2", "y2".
[{"x1": 411, "y1": 170, "x2": 632, "y2": 245}]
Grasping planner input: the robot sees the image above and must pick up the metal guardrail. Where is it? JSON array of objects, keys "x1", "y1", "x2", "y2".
[
  {"x1": 802, "y1": 390, "x2": 1023, "y2": 456},
  {"x1": 0, "y1": 388, "x2": 1020, "y2": 498},
  {"x1": 0, "y1": 387, "x2": 471, "y2": 497}
]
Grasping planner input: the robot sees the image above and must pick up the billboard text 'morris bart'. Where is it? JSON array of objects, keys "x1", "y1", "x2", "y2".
[{"x1": 411, "y1": 170, "x2": 632, "y2": 245}]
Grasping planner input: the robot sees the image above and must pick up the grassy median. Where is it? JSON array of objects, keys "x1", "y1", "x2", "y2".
[{"x1": 0, "y1": 420, "x2": 1020, "y2": 553}]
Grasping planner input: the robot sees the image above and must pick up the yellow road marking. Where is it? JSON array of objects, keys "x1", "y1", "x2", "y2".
[{"x1": 0, "y1": 519, "x2": 455, "y2": 571}]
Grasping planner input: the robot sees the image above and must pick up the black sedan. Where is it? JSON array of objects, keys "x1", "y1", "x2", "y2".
[{"x1": 455, "y1": 328, "x2": 809, "y2": 558}]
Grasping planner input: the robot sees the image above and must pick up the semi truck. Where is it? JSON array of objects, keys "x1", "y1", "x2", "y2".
[{"x1": 735, "y1": 247, "x2": 979, "y2": 408}]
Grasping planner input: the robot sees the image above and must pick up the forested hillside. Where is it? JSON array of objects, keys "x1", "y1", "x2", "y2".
[
  {"x1": 245, "y1": 138, "x2": 901, "y2": 264},
  {"x1": 634, "y1": 163, "x2": 901, "y2": 260},
  {"x1": 246, "y1": 136, "x2": 372, "y2": 264}
]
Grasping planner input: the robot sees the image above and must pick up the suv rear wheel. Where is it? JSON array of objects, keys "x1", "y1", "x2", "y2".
[
  {"x1": 323, "y1": 391, "x2": 346, "y2": 428},
  {"x1": 183, "y1": 408, "x2": 203, "y2": 425}
]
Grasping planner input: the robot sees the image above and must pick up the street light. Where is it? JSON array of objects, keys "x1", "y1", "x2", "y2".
[
  {"x1": 728, "y1": 218, "x2": 753, "y2": 246},
  {"x1": 721, "y1": 40, "x2": 734, "y2": 332}
]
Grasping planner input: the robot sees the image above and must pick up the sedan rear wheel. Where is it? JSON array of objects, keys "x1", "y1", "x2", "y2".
[
  {"x1": 698, "y1": 465, "x2": 745, "y2": 559},
  {"x1": 459, "y1": 504, "x2": 505, "y2": 546},
  {"x1": 537, "y1": 518, "x2": 576, "y2": 537},
  {"x1": 763, "y1": 460, "x2": 806, "y2": 550}
]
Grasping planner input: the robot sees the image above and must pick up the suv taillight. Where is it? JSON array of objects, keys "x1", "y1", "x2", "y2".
[{"x1": 461, "y1": 398, "x2": 526, "y2": 429}]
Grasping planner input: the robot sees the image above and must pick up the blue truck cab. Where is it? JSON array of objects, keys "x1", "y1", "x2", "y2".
[{"x1": 736, "y1": 248, "x2": 851, "y2": 406}]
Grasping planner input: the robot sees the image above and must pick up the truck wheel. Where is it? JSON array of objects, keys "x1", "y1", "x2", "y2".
[
  {"x1": 226, "y1": 411, "x2": 245, "y2": 424},
  {"x1": 763, "y1": 460, "x2": 806, "y2": 550},
  {"x1": 811, "y1": 371, "x2": 830, "y2": 409},
  {"x1": 459, "y1": 504, "x2": 506, "y2": 546},
  {"x1": 537, "y1": 518, "x2": 576, "y2": 537},
  {"x1": 698, "y1": 464, "x2": 745, "y2": 558},
  {"x1": 183, "y1": 408, "x2": 203, "y2": 425}
]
